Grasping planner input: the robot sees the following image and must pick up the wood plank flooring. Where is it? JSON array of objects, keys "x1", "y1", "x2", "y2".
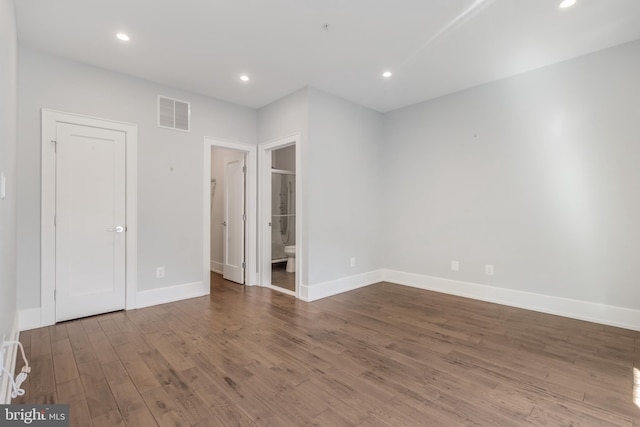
[
  {"x1": 271, "y1": 263, "x2": 295, "y2": 292},
  {"x1": 15, "y1": 274, "x2": 640, "y2": 426}
]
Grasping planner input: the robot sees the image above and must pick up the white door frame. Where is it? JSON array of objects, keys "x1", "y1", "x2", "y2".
[
  {"x1": 41, "y1": 109, "x2": 138, "y2": 327},
  {"x1": 259, "y1": 133, "x2": 302, "y2": 298},
  {"x1": 203, "y1": 137, "x2": 257, "y2": 289}
]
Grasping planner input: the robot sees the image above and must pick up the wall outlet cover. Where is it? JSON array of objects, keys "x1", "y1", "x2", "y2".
[{"x1": 485, "y1": 264, "x2": 494, "y2": 276}]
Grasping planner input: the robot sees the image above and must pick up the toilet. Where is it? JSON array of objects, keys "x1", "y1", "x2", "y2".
[{"x1": 284, "y1": 245, "x2": 296, "y2": 273}]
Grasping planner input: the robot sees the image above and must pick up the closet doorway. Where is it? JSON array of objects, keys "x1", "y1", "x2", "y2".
[{"x1": 203, "y1": 138, "x2": 257, "y2": 291}]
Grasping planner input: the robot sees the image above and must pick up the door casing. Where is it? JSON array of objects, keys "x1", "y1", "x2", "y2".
[
  {"x1": 258, "y1": 134, "x2": 302, "y2": 298},
  {"x1": 203, "y1": 137, "x2": 257, "y2": 290},
  {"x1": 41, "y1": 109, "x2": 138, "y2": 327}
]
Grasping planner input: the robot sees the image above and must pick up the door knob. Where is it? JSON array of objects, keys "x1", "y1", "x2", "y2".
[{"x1": 107, "y1": 226, "x2": 124, "y2": 233}]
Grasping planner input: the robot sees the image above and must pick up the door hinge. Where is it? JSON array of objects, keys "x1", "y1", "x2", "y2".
[
  {"x1": 242, "y1": 213, "x2": 246, "y2": 221},
  {"x1": 52, "y1": 140, "x2": 57, "y2": 153},
  {"x1": 53, "y1": 215, "x2": 56, "y2": 226},
  {"x1": 242, "y1": 165, "x2": 246, "y2": 173},
  {"x1": 242, "y1": 262, "x2": 246, "y2": 269},
  {"x1": 54, "y1": 289, "x2": 56, "y2": 300}
]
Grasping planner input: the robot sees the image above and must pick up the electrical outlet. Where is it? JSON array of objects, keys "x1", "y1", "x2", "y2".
[
  {"x1": 350, "y1": 257, "x2": 356, "y2": 268},
  {"x1": 451, "y1": 260, "x2": 459, "y2": 271},
  {"x1": 156, "y1": 267, "x2": 165, "y2": 278},
  {"x1": 485, "y1": 264, "x2": 494, "y2": 276}
]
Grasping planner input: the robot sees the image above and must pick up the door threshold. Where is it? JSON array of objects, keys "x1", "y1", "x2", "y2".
[{"x1": 264, "y1": 284, "x2": 295, "y2": 297}]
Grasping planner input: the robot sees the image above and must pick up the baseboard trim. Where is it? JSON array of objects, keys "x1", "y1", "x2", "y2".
[
  {"x1": 210, "y1": 260, "x2": 222, "y2": 274},
  {"x1": 136, "y1": 281, "x2": 208, "y2": 309},
  {"x1": 300, "y1": 270, "x2": 383, "y2": 302},
  {"x1": 18, "y1": 308, "x2": 42, "y2": 332},
  {"x1": 382, "y1": 270, "x2": 640, "y2": 331},
  {"x1": 1, "y1": 312, "x2": 20, "y2": 404}
]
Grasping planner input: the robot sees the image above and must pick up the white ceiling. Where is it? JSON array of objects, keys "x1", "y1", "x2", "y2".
[{"x1": 15, "y1": 0, "x2": 640, "y2": 112}]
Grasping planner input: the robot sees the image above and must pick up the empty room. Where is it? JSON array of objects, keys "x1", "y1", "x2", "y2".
[{"x1": 1, "y1": 0, "x2": 640, "y2": 425}]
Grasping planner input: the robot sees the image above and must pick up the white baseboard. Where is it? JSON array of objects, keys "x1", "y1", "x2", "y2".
[
  {"x1": 382, "y1": 270, "x2": 640, "y2": 332},
  {"x1": 300, "y1": 270, "x2": 383, "y2": 302},
  {"x1": 18, "y1": 308, "x2": 42, "y2": 332},
  {"x1": 16, "y1": 282, "x2": 211, "y2": 330},
  {"x1": 136, "y1": 281, "x2": 209, "y2": 309},
  {"x1": 210, "y1": 260, "x2": 223, "y2": 274},
  {"x1": 1, "y1": 312, "x2": 20, "y2": 404}
]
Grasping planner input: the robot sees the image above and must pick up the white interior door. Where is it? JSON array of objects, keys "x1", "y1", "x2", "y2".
[
  {"x1": 55, "y1": 122, "x2": 126, "y2": 322},
  {"x1": 223, "y1": 156, "x2": 246, "y2": 283}
]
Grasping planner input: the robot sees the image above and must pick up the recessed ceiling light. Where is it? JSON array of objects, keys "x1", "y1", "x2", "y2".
[
  {"x1": 382, "y1": 71, "x2": 392, "y2": 78},
  {"x1": 240, "y1": 75, "x2": 250, "y2": 82},
  {"x1": 116, "y1": 33, "x2": 130, "y2": 41},
  {"x1": 559, "y1": 0, "x2": 576, "y2": 9}
]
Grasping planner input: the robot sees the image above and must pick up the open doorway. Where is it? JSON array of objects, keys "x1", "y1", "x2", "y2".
[
  {"x1": 259, "y1": 134, "x2": 301, "y2": 297},
  {"x1": 203, "y1": 137, "x2": 257, "y2": 293},
  {"x1": 270, "y1": 147, "x2": 296, "y2": 292}
]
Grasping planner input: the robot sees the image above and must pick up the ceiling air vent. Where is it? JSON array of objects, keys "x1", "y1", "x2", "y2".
[{"x1": 158, "y1": 95, "x2": 190, "y2": 132}]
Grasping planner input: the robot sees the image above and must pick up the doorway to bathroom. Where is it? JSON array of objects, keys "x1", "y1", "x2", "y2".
[
  {"x1": 259, "y1": 135, "x2": 301, "y2": 297},
  {"x1": 203, "y1": 137, "x2": 257, "y2": 292},
  {"x1": 271, "y1": 151, "x2": 296, "y2": 292}
]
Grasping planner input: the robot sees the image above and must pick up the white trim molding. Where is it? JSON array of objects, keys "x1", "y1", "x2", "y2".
[
  {"x1": 300, "y1": 270, "x2": 383, "y2": 302},
  {"x1": 210, "y1": 261, "x2": 223, "y2": 274},
  {"x1": 136, "y1": 281, "x2": 208, "y2": 309},
  {"x1": 18, "y1": 308, "x2": 42, "y2": 332},
  {"x1": 1, "y1": 312, "x2": 20, "y2": 403},
  {"x1": 41, "y1": 109, "x2": 138, "y2": 327},
  {"x1": 382, "y1": 270, "x2": 640, "y2": 332}
]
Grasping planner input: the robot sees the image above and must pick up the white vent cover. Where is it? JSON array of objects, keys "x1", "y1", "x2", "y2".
[{"x1": 158, "y1": 95, "x2": 190, "y2": 132}]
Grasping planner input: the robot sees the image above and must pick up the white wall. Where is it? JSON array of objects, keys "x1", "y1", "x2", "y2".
[
  {"x1": 307, "y1": 88, "x2": 383, "y2": 285},
  {"x1": 382, "y1": 39, "x2": 640, "y2": 310},
  {"x1": 17, "y1": 48, "x2": 256, "y2": 311},
  {"x1": 210, "y1": 147, "x2": 244, "y2": 273},
  {"x1": 258, "y1": 87, "x2": 384, "y2": 296},
  {"x1": 0, "y1": 0, "x2": 18, "y2": 340}
]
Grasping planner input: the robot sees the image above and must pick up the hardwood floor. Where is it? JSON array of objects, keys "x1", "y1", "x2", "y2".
[
  {"x1": 15, "y1": 275, "x2": 640, "y2": 426},
  {"x1": 271, "y1": 262, "x2": 295, "y2": 292}
]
